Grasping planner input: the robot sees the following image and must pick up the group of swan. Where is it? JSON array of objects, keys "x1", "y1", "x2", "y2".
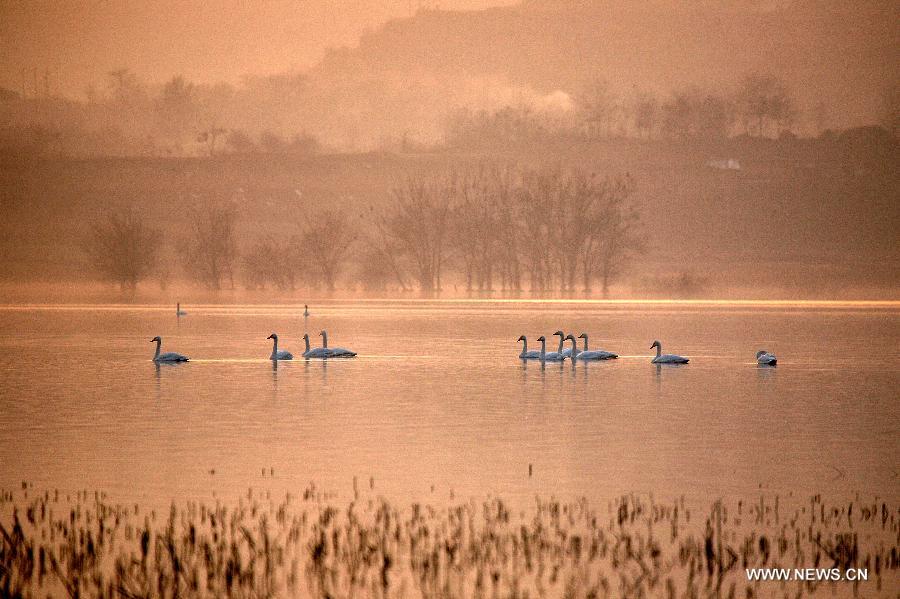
[
  {"x1": 269, "y1": 330, "x2": 357, "y2": 360},
  {"x1": 518, "y1": 331, "x2": 619, "y2": 362},
  {"x1": 150, "y1": 330, "x2": 356, "y2": 362},
  {"x1": 518, "y1": 334, "x2": 777, "y2": 365}
]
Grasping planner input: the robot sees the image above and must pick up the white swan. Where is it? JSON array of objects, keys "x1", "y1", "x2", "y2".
[
  {"x1": 756, "y1": 350, "x2": 777, "y2": 365},
  {"x1": 267, "y1": 333, "x2": 293, "y2": 360},
  {"x1": 536, "y1": 336, "x2": 565, "y2": 362},
  {"x1": 650, "y1": 340, "x2": 689, "y2": 364},
  {"x1": 576, "y1": 333, "x2": 618, "y2": 360},
  {"x1": 302, "y1": 333, "x2": 330, "y2": 359},
  {"x1": 517, "y1": 335, "x2": 541, "y2": 359},
  {"x1": 320, "y1": 330, "x2": 357, "y2": 358},
  {"x1": 553, "y1": 330, "x2": 574, "y2": 358},
  {"x1": 151, "y1": 336, "x2": 188, "y2": 362},
  {"x1": 176, "y1": 303, "x2": 187, "y2": 317}
]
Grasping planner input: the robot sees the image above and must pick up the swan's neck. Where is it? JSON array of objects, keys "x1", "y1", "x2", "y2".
[
  {"x1": 655, "y1": 344, "x2": 662, "y2": 357},
  {"x1": 321, "y1": 332, "x2": 328, "y2": 348},
  {"x1": 556, "y1": 335, "x2": 564, "y2": 354},
  {"x1": 154, "y1": 339, "x2": 161, "y2": 359},
  {"x1": 582, "y1": 336, "x2": 589, "y2": 351},
  {"x1": 569, "y1": 338, "x2": 577, "y2": 357},
  {"x1": 304, "y1": 336, "x2": 311, "y2": 352},
  {"x1": 519, "y1": 337, "x2": 527, "y2": 357},
  {"x1": 271, "y1": 336, "x2": 278, "y2": 357},
  {"x1": 539, "y1": 338, "x2": 546, "y2": 361}
]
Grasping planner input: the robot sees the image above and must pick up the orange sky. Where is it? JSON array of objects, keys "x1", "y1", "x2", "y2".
[{"x1": 0, "y1": 0, "x2": 517, "y2": 97}]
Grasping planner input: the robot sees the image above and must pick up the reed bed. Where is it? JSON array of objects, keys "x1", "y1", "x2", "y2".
[{"x1": 1, "y1": 484, "x2": 897, "y2": 598}]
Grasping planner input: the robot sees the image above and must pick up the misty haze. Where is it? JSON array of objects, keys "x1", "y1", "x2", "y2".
[{"x1": 0, "y1": 1, "x2": 898, "y2": 598}]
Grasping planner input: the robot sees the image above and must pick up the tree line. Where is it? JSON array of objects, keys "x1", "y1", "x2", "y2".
[
  {"x1": 5, "y1": 68, "x2": 895, "y2": 159},
  {"x1": 82, "y1": 164, "x2": 642, "y2": 295},
  {"x1": 447, "y1": 73, "x2": 805, "y2": 147}
]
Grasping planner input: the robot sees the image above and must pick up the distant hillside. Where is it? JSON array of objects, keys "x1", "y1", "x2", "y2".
[{"x1": 301, "y1": 0, "x2": 897, "y2": 146}]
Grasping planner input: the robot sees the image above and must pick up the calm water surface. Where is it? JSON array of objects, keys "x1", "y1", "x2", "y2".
[{"x1": 0, "y1": 300, "x2": 897, "y2": 507}]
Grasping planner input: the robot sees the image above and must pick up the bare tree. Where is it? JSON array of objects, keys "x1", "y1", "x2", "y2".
[
  {"x1": 735, "y1": 74, "x2": 795, "y2": 137},
  {"x1": 178, "y1": 203, "x2": 239, "y2": 289},
  {"x1": 81, "y1": 209, "x2": 159, "y2": 290},
  {"x1": 107, "y1": 68, "x2": 147, "y2": 107},
  {"x1": 451, "y1": 166, "x2": 502, "y2": 291},
  {"x1": 662, "y1": 90, "x2": 732, "y2": 140},
  {"x1": 365, "y1": 206, "x2": 411, "y2": 292},
  {"x1": 298, "y1": 208, "x2": 358, "y2": 291},
  {"x1": 632, "y1": 92, "x2": 659, "y2": 139},
  {"x1": 197, "y1": 126, "x2": 227, "y2": 156},
  {"x1": 156, "y1": 76, "x2": 198, "y2": 142},
  {"x1": 580, "y1": 79, "x2": 621, "y2": 139},
  {"x1": 380, "y1": 173, "x2": 455, "y2": 293},
  {"x1": 242, "y1": 236, "x2": 304, "y2": 290}
]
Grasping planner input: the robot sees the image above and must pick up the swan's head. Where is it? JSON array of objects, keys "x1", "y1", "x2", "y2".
[
  {"x1": 565, "y1": 334, "x2": 576, "y2": 342},
  {"x1": 650, "y1": 340, "x2": 661, "y2": 350},
  {"x1": 553, "y1": 330, "x2": 564, "y2": 337},
  {"x1": 303, "y1": 333, "x2": 310, "y2": 340},
  {"x1": 517, "y1": 335, "x2": 526, "y2": 342},
  {"x1": 267, "y1": 333, "x2": 277, "y2": 340},
  {"x1": 537, "y1": 336, "x2": 546, "y2": 342},
  {"x1": 150, "y1": 336, "x2": 161, "y2": 343},
  {"x1": 756, "y1": 350, "x2": 767, "y2": 359},
  {"x1": 578, "y1": 333, "x2": 587, "y2": 339}
]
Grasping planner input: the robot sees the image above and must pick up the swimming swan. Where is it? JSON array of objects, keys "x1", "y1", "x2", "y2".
[
  {"x1": 176, "y1": 303, "x2": 187, "y2": 317},
  {"x1": 302, "y1": 333, "x2": 330, "y2": 359},
  {"x1": 553, "y1": 330, "x2": 573, "y2": 358},
  {"x1": 756, "y1": 350, "x2": 777, "y2": 365},
  {"x1": 150, "y1": 336, "x2": 188, "y2": 362},
  {"x1": 320, "y1": 330, "x2": 357, "y2": 358},
  {"x1": 267, "y1": 333, "x2": 293, "y2": 360},
  {"x1": 576, "y1": 333, "x2": 618, "y2": 360},
  {"x1": 536, "y1": 336, "x2": 566, "y2": 362},
  {"x1": 517, "y1": 335, "x2": 541, "y2": 359},
  {"x1": 650, "y1": 340, "x2": 689, "y2": 364}
]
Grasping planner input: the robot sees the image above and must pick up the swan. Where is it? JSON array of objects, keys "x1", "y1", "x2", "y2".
[
  {"x1": 517, "y1": 335, "x2": 541, "y2": 359},
  {"x1": 536, "y1": 336, "x2": 565, "y2": 362},
  {"x1": 576, "y1": 333, "x2": 618, "y2": 360},
  {"x1": 553, "y1": 330, "x2": 574, "y2": 358},
  {"x1": 650, "y1": 340, "x2": 689, "y2": 364},
  {"x1": 267, "y1": 333, "x2": 293, "y2": 360},
  {"x1": 302, "y1": 333, "x2": 330, "y2": 358},
  {"x1": 176, "y1": 303, "x2": 187, "y2": 317},
  {"x1": 150, "y1": 336, "x2": 188, "y2": 362},
  {"x1": 756, "y1": 350, "x2": 777, "y2": 365},
  {"x1": 320, "y1": 330, "x2": 357, "y2": 358}
]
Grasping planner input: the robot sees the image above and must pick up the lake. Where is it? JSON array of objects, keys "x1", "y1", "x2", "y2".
[{"x1": 1, "y1": 299, "x2": 897, "y2": 508}]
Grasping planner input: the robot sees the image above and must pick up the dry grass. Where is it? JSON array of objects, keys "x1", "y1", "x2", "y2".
[{"x1": 1, "y1": 484, "x2": 897, "y2": 598}]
